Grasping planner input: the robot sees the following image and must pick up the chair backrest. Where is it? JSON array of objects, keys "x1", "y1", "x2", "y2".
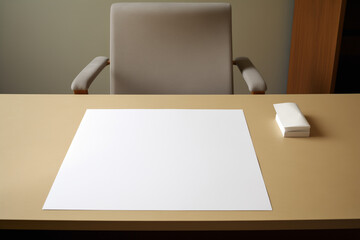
[{"x1": 110, "y1": 3, "x2": 233, "y2": 94}]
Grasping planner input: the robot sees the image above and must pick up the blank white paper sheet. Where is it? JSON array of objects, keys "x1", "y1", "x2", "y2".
[{"x1": 43, "y1": 109, "x2": 272, "y2": 211}]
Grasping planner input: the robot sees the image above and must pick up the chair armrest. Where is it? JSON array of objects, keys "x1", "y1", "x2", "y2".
[
  {"x1": 71, "y1": 56, "x2": 109, "y2": 94},
  {"x1": 233, "y1": 57, "x2": 267, "y2": 94}
]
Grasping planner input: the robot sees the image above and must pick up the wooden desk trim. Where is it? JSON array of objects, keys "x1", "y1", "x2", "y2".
[{"x1": 2, "y1": 219, "x2": 360, "y2": 231}]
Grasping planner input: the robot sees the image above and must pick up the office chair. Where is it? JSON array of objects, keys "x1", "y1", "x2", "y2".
[{"x1": 71, "y1": 3, "x2": 267, "y2": 94}]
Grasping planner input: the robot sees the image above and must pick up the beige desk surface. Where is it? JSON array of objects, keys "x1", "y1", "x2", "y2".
[{"x1": 0, "y1": 94, "x2": 359, "y2": 231}]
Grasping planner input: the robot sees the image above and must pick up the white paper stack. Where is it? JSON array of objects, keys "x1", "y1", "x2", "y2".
[
  {"x1": 43, "y1": 109, "x2": 272, "y2": 211},
  {"x1": 273, "y1": 102, "x2": 310, "y2": 137}
]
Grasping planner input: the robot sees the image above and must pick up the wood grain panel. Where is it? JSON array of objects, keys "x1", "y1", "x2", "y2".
[{"x1": 287, "y1": 0, "x2": 346, "y2": 93}]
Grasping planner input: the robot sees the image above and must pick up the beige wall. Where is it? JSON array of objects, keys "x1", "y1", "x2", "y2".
[{"x1": 0, "y1": 0, "x2": 294, "y2": 94}]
